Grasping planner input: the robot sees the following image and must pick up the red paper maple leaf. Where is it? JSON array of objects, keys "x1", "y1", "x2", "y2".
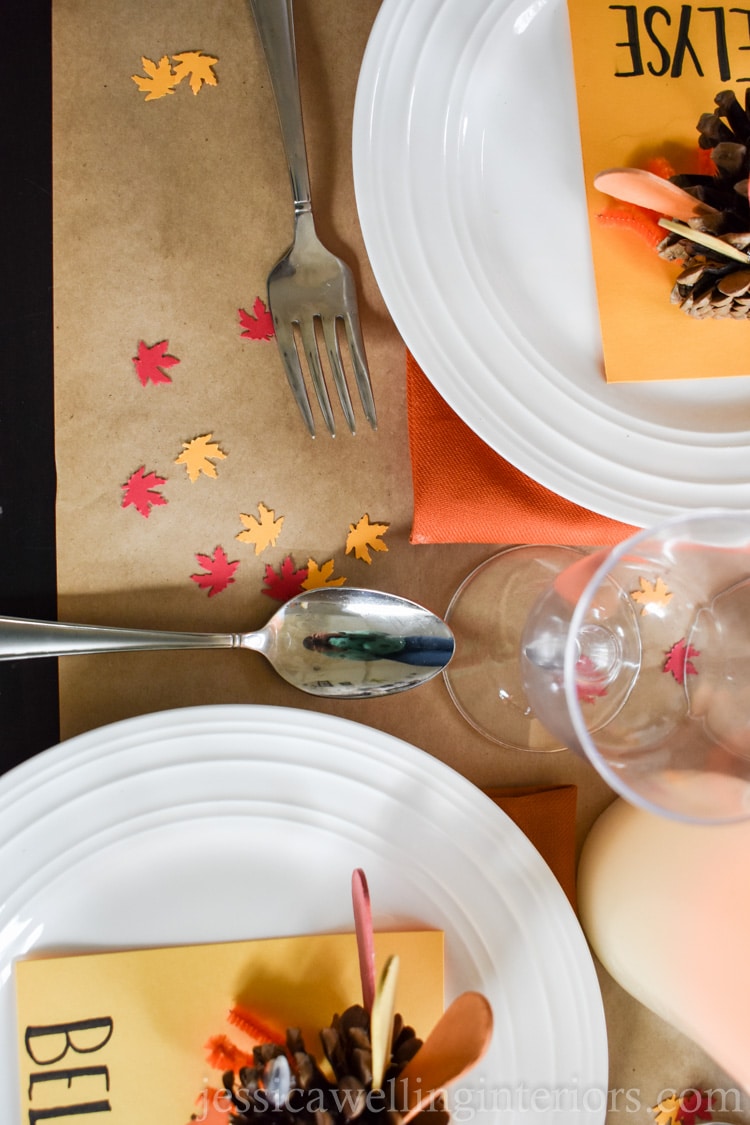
[
  {"x1": 676, "y1": 1089, "x2": 715, "y2": 1125},
  {"x1": 575, "y1": 655, "x2": 609, "y2": 704},
  {"x1": 663, "y1": 638, "x2": 700, "y2": 684},
  {"x1": 262, "y1": 555, "x2": 308, "y2": 602},
  {"x1": 132, "y1": 339, "x2": 180, "y2": 386},
  {"x1": 121, "y1": 466, "x2": 168, "y2": 517},
  {"x1": 238, "y1": 298, "x2": 275, "y2": 341},
  {"x1": 190, "y1": 546, "x2": 240, "y2": 597}
]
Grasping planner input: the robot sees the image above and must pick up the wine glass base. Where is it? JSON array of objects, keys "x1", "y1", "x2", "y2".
[{"x1": 444, "y1": 545, "x2": 587, "y2": 752}]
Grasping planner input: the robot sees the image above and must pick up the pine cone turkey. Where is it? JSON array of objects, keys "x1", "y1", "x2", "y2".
[
  {"x1": 658, "y1": 88, "x2": 750, "y2": 317},
  {"x1": 220, "y1": 1005, "x2": 450, "y2": 1124}
]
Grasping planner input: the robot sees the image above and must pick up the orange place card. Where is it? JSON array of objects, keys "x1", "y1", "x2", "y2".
[
  {"x1": 566, "y1": 0, "x2": 750, "y2": 381},
  {"x1": 14, "y1": 929, "x2": 443, "y2": 1125}
]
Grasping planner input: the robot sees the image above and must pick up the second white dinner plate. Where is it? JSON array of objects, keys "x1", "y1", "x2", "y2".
[
  {"x1": 0, "y1": 705, "x2": 607, "y2": 1123},
  {"x1": 353, "y1": 0, "x2": 750, "y2": 527}
]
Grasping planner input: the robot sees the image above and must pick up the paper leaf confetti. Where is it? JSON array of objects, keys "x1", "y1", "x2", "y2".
[
  {"x1": 674, "y1": 1090, "x2": 715, "y2": 1125},
  {"x1": 345, "y1": 514, "x2": 389, "y2": 564},
  {"x1": 239, "y1": 299, "x2": 275, "y2": 341},
  {"x1": 175, "y1": 433, "x2": 227, "y2": 482},
  {"x1": 262, "y1": 555, "x2": 309, "y2": 602},
  {"x1": 631, "y1": 575, "x2": 673, "y2": 616},
  {"x1": 653, "y1": 1094, "x2": 684, "y2": 1125},
  {"x1": 663, "y1": 639, "x2": 700, "y2": 684},
  {"x1": 132, "y1": 51, "x2": 218, "y2": 101},
  {"x1": 131, "y1": 56, "x2": 180, "y2": 101},
  {"x1": 575, "y1": 655, "x2": 609, "y2": 704},
  {"x1": 171, "y1": 50, "x2": 219, "y2": 95},
  {"x1": 190, "y1": 546, "x2": 239, "y2": 598},
  {"x1": 652, "y1": 1090, "x2": 715, "y2": 1125},
  {"x1": 132, "y1": 340, "x2": 180, "y2": 386},
  {"x1": 302, "y1": 558, "x2": 347, "y2": 589},
  {"x1": 121, "y1": 466, "x2": 168, "y2": 517},
  {"x1": 236, "y1": 503, "x2": 284, "y2": 555}
]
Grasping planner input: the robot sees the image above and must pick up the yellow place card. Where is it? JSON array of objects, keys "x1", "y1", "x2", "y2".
[
  {"x1": 14, "y1": 930, "x2": 444, "y2": 1125},
  {"x1": 566, "y1": 0, "x2": 750, "y2": 381}
]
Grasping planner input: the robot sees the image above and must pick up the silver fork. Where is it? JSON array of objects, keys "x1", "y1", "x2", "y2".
[{"x1": 248, "y1": 0, "x2": 377, "y2": 437}]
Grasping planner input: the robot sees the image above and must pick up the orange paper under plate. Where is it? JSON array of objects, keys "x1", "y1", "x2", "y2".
[
  {"x1": 14, "y1": 930, "x2": 444, "y2": 1125},
  {"x1": 566, "y1": 0, "x2": 750, "y2": 382}
]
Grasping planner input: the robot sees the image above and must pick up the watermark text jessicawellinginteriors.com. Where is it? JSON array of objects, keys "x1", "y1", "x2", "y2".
[{"x1": 193, "y1": 1080, "x2": 746, "y2": 1121}]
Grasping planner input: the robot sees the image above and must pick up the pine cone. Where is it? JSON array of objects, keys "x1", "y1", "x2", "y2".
[
  {"x1": 657, "y1": 89, "x2": 750, "y2": 317},
  {"x1": 220, "y1": 1006, "x2": 449, "y2": 1124},
  {"x1": 666, "y1": 254, "x2": 750, "y2": 318}
]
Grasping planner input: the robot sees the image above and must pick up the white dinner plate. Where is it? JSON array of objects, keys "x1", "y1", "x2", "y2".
[
  {"x1": 0, "y1": 705, "x2": 606, "y2": 1123},
  {"x1": 353, "y1": 0, "x2": 750, "y2": 527}
]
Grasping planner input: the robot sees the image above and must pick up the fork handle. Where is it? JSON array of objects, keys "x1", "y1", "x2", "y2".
[{"x1": 248, "y1": 0, "x2": 311, "y2": 214}]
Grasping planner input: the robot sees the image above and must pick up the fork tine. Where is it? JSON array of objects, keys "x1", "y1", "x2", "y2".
[
  {"x1": 343, "y1": 312, "x2": 377, "y2": 430},
  {"x1": 298, "y1": 319, "x2": 336, "y2": 436},
  {"x1": 321, "y1": 316, "x2": 356, "y2": 435},
  {"x1": 272, "y1": 318, "x2": 316, "y2": 437}
]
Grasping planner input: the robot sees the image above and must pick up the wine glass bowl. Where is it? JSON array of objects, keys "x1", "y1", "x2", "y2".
[
  {"x1": 444, "y1": 545, "x2": 588, "y2": 751},
  {"x1": 445, "y1": 511, "x2": 750, "y2": 823},
  {"x1": 522, "y1": 511, "x2": 750, "y2": 823}
]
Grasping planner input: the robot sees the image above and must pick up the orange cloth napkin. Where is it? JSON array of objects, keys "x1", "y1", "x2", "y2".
[
  {"x1": 406, "y1": 352, "x2": 637, "y2": 546},
  {"x1": 485, "y1": 783, "x2": 578, "y2": 911}
]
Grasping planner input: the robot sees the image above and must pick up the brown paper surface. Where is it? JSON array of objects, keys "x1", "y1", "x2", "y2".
[{"x1": 51, "y1": 1, "x2": 747, "y2": 1120}]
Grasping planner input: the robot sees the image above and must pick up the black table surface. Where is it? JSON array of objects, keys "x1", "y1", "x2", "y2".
[{"x1": 1, "y1": 3, "x2": 59, "y2": 773}]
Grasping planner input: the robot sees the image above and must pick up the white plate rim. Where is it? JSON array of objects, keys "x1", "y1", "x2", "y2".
[
  {"x1": 352, "y1": 0, "x2": 750, "y2": 527},
  {"x1": 0, "y1": 704, "x2": 607, "y2": 1124}
]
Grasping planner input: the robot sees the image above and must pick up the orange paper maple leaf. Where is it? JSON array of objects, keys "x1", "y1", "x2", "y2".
[
  {"x1": 121, "y1": 466, "x2": 168, "y2": 517},
  {"x1": 171, "y1": 50, "x2": 219, "y2": 95},
  {"x1": 132, "y1": 340, "x2": 180, "y2": 386},
  {"x1": 631, "y1": 575, "x2": 673, "y2": 616},
  {"x1": 190, "y1": 546, "x2": 240, "y2": 598},
  {"x1": 302, "y1": 558, "x2": 347, "y2": 589},
  {"x1": 663, "y1": 639, "x2": 700, "y2": 684},
  {"x1": 236, "y1": 503, "x2": 284, "y2": 555},
  {"x1": 653, "y1": 1094, "x2": 683, "y2": 1125},
  {"x1": 239, "y1": 298, "x2": 275, "y2": 341},
  {"x1": 345, "y1": 514, "x2": 389, "y2": 564},
  {"x1": 175, "y1": 433, "x2": 227, "y2": 482},
  {"x1": 262, "y1": 555, "x2": 308, "y2": 602},
  {"x1": 131, "y1": 56, "x2": 180, "y2": 101}
]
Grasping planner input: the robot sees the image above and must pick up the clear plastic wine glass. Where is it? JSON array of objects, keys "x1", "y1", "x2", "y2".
[{"x1": 444, "y1": 510, "x2": 750, "y2": 823}]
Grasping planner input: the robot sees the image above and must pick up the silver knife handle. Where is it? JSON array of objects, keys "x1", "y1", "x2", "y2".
[{"x1": 248, "y1": 0, "x2": 312, "y2": 214}]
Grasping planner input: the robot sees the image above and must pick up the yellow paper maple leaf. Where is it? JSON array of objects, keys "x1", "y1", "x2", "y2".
[
  {"x1": 631, "y1": 575, "x2": 673, "y2": 616},
  {"x1": 302, "y1": 558, "x2": 347, "y2": 590},
  {"x1": 345, "y1": 514, "x2": 389, "y2": 565},
  {"x1": 652, "y1": 1093, "x2": 682, "y2": 1125},
  {"x1": 174, "y1": 433, "x2": 227, "y2": 482},
  {"x1": 171, "y1": 50, "x2": 219, "y2": 95},
  {"x1": 236, "y1": 503, "x2": 284, "y2": 556},
  {"x1": 131, "y1": 55, "x2": 180, "y2": 101}
]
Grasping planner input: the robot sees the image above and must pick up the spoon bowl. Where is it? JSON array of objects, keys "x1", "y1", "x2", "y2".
[{"x1": 0, "y1": 588, "x2": 454, "y2": 699}]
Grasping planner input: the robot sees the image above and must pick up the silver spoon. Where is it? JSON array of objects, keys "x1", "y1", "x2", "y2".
[{"x1": 0, "y1": 588, "x2": 454, "y2": 699}]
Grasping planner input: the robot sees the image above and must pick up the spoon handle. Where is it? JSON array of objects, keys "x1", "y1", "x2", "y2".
[{"x1": 0, "y1": 616, "x2": 242, "y2": 660}]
